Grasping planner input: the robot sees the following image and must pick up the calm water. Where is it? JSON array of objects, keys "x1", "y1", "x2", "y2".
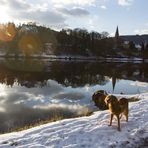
[{"x1": 0, "y1": 58, "x2": 148, "y2": 133}]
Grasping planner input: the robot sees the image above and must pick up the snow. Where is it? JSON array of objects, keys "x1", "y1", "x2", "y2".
[{"x1": 0, "y1": 93, "x2": 148, "y2": 148}]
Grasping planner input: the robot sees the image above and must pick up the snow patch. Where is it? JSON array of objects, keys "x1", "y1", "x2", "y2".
[{"x1": 0, "y1": 93, "x2": 148, "y2": 147}]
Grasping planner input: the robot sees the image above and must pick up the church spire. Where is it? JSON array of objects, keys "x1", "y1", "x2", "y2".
[
  {"x1": 114, "y1": 26, "x2": 120, "y2": 49},
  {"x1": 115, "y1": 26, "x2": 119, "y2": 40}
]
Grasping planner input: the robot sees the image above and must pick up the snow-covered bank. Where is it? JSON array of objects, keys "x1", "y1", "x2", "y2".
[{"x1": 0, "y1": 93, "x2": 148, "y2": 148}]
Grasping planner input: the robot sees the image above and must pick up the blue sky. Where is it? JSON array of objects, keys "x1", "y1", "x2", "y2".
[{"x1": 0, "y1": 0, "x2": 148, "y2": 35}]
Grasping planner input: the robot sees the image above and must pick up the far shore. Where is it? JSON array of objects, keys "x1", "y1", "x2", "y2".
[{"x1": 0, "y1": 54, "x2": 148, "y2": 63}]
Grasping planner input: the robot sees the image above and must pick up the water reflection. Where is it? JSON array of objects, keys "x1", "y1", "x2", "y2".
[
  {"x1": 0, "y1": 80, "x2": 90, "y2": 133},
  {"x1": 0, "y1": 59, "x2": 148, "y2": 133},
  {"x1": 0, "y1": 59, "x2": 148, "y2": 88}
]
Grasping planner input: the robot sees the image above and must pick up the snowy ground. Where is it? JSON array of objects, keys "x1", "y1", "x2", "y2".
[{"x1": 0, "y1": 93, "x2": 148, "y2": 148}]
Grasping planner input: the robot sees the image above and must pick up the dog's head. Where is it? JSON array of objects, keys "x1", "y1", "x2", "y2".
[
  {"x1": 92, "y1": 90, "x2": 107, "y2": 101},
  {"x1": 104, "y1": 95, "x2": 118, "y2": 106},
  {"x1": 92, "y1": 90, "x2": 108, "y2": 110}
]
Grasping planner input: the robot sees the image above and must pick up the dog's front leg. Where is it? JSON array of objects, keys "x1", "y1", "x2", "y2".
[
  {"x1": 109, "y1": 113, "x2": 113, "y2": 126},
  {"x1": 117, "y1": 115, "x2": 121, "y2": 131}
]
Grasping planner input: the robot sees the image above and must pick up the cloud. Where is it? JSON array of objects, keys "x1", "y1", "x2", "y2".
[
  {"x1": 26, "y1": 11, "x2": 65, "y2": 24},
  {"x1": 0, "y1": 0, "x2": 6, "y2": 5},
  {"x1": 2, "y1": 0, "x2": 67, "y2": 28},
  {"x1": 0, "y1": 78, "x2": 91, "y2": 132},
  {"x1": 53, "y1": 92, "x2": 85, "y2": 100},
  {"x1": 130, "y1": 81, "x2": 148, "y2": 87},
  {"x1": 51, "y1": 0, "x2": 96, "y2": 7},
  {"x1": 11, "y1": 10, "x2": 66, "y2": 28},
  {"x1": 4, "y1": 0, "x2": 31, "y2": 11},
  {"x1": 56, "y1": 7, "x2": 90, "y2": 17},
  {"x1": 145, "y1": 22, "x2": 148, "y2": 27},
  {"x1": 2, "y1": 0, "x2": 91, "y2": 29},
  {"x1": 118, "y1": 0, "x2": 133, "y2": 6},
  {"x1": 134, "y1": 29, "x2": 148, "y2": 35},
  {"x1": 87, "y1": 15, "x2": 101, "y2": 31},
  {"x1": 100, "y1": 5, "x2": 107, "y2": 9},
  {"x1": 0, "y1": 0, "x2": 92, "y2": 30}
]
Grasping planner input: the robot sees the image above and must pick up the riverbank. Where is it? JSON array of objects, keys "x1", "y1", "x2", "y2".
[
  {"x1": 0, "y1": 93, "x2": 147, "y2": 148},
  {"x1": 0, "y1": 53, "x2": 148, "y2": 63}
]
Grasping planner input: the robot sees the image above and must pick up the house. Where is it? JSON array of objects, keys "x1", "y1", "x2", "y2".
[
  {"x1": 120, "y1": 34, "x2": 148, "y2": 50},
  {"x1": 114, "y1": 26, "x2": 148, "y2": 50},
  {"x1": 45, "y1": 42, "x2": 53, "y2": 54}
]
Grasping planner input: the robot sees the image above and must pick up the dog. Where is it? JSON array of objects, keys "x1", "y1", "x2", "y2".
[
  {"x1": 104, "y1": 95, "x2": 128, "y2": 131},
  {"x1": 92, "y1": 90, "x2": 108, "y2": 110}
]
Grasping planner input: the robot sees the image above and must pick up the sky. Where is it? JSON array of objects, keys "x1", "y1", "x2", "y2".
[{"x1": 0, "y1": 0, "x2": 148, "y2": 35}]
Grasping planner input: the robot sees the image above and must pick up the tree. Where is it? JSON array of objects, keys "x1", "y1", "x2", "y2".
[
  {"x1": 101, "y1": 31, "x2": 109, "y2": 39},
  {"x1": 128, "y1": 41, "x2": 135, "y2": 49}
]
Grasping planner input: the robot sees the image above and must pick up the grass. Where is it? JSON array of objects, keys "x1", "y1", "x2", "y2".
[{"x1": 128, "y1": 97, "x2": 140, "y2": 102}]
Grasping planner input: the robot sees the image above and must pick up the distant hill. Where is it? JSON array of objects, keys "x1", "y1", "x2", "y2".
[{"x1": 120, "y1": 35, "x2": 148, "y2": 45}]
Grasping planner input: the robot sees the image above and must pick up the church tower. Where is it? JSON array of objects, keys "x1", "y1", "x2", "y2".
[
  {"x1": 115, "y1": 26, "x2": 119, "y2": 40},
  {"x1": 114, "y1": 26, "x2": 120, "y2": 49}
]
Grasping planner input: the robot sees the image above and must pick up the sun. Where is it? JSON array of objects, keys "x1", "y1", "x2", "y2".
[{"x1": 0, "y1": 6, "x2": 10, "y2": 23}]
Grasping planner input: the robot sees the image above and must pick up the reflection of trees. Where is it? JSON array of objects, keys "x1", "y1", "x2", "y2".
[
  {"x1": 49, "y1": 62, "x2": 110, "y2": 87},
  {"x1": 0, "y1": 59, "x2": 147, "y2": 88},
  {"x1": 0, "y1": 59, "x2": 47, "y2": 87}
]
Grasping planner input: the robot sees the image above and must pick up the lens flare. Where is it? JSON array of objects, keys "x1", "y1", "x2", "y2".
[
  {"x1": 0, "y1": 23, "x2": 16, "y2": 42},
  {"x1": 18, "y1": 34, "x2": 41, "y2": 55}
]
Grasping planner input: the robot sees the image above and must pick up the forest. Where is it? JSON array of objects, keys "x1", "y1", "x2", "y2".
[{"x1": 0, "y1": 22, "x2": 148, "y2": 58}]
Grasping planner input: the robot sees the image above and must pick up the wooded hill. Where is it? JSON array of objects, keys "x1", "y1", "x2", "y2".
[{"x1": 0, "y1": 23, "x2": 148, "y2": 58}]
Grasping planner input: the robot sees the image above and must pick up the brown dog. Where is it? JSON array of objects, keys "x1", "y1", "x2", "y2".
[
  {"x1": 92, "y1": 90, "x2": 108, "y2": 110},
  {"x1": 105, "y1": 95, "x2": 128, "y2": 131}
]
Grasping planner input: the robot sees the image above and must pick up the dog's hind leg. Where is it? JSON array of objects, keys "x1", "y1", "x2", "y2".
[
  {"x1": 123, "y1": 106, "x2": 128, "y2": 122},
  {"x1": 124, "y1": 111, "x2": 128, "y2": 122}
]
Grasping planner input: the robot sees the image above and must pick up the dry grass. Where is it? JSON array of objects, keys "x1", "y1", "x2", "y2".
[{"x1": 128, "y1": 97, "x2": 140, "y2": 102}]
